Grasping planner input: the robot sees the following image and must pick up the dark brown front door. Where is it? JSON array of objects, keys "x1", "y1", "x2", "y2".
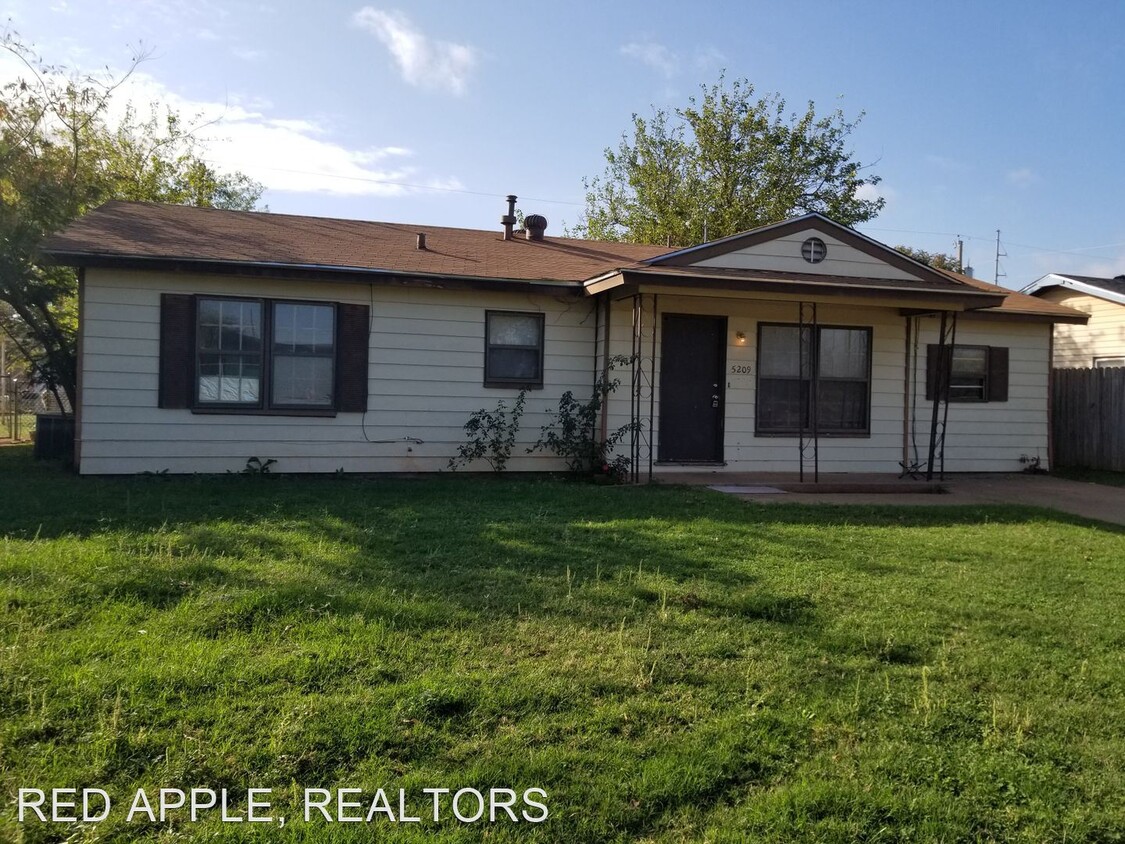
[{"x1": 659, "y1": 314, "x2": 727, "y2": 462}]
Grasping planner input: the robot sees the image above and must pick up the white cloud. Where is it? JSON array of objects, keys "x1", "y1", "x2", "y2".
[
  {"x1": 693, "y1": 46, "x2": 727, "y2": 72},
  {"x1": 854, "y1": 182, "x2": 895, "y2": 206},
  {"x1": 620, "y1": 41, "x2": 680, "y2": 78},
  {"x1": 351, "y1": 8, "x2": 476, "y2": 96},
  {"x1": 0, "y1": 54, "x2": 457, "y2": 198},
  {"x1": 1006, "y1": 167, "x2": 1039, "y2": 188}
]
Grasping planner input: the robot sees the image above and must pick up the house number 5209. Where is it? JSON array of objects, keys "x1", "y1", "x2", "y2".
[{"x1": 730, "y1": 364, "x2": 753, "y2": 375}]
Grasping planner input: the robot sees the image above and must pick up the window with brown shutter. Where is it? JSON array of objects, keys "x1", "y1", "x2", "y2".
[
  {"x1": 158, "y1": 294, "x2": 369, "y2": 415},
  {"x1": 926, "y1": 345, "x2": 1009, "y2": 402}
]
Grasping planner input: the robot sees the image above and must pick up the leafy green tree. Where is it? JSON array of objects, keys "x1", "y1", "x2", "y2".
[
  {"x1": 0, "y1": 32, "x2": 263, "y2": 411},
  {"x1": 895, "y1": 245, "x2": 962, "y2": 273},
  {"x1": 571, "y1": 76, "x2": 884, "y2": 246}
]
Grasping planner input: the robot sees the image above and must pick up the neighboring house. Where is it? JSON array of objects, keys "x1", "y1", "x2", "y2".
[
  {"x1": 43, "y1": 200, "x2": 1085, "y2": 476},
  {"x1": 1020, "y1": 273, "x2": 1125, "y2": 368}
]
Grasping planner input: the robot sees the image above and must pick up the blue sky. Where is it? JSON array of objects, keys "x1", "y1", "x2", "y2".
[{"x1": 3, "y1": 0, "x2": 1123, "y2": 288}]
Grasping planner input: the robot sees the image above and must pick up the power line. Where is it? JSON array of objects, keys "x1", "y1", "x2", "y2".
[{"x1": 209, "y1": 160, "x2": 586, "y2": 207}]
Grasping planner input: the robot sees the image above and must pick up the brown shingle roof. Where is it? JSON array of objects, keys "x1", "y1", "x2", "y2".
[
  {"x1": 934, "y1": 268, "x2": 1088, "y2": 323},
  {"x1": 42, "y1": 201, "x2": 1089, "y2": 324},
  {"x1": 43, "y1": 200, "x2": 667, "y2": 283}
]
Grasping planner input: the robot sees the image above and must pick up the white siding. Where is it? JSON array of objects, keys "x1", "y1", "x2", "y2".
[
  {"x1": 78, "y1": 269, "x2": 1054, "y2": 476},
  {"x1": 912, "y1": 316, "x2": 1052, "y2": 472},
  {"x1": 1037, "y1": 288, "x2": 1125, "y2": 368},
  {"x1": 78, "y1": 269, "x2": 596, "y2": 474},
  {"x1": 692, "y1": 228, "x2": 918, "y2": 280},
  {"x1": 604, "y1": 295, "x2": 909, "y2": 474},
  {"x1": 602, "y1": 296, "x2": 1052, "y2": 475}
]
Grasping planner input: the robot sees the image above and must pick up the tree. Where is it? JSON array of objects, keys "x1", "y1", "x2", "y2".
[
  {"x1": 570, "y1": 76, "x2": 884, "y2": 246},
  {"x1": 0, "y1": 32, "x2": 263, "y2": 411},
  {"x1": 895, "y1": 246, "x2": 962, "y2": 273}
]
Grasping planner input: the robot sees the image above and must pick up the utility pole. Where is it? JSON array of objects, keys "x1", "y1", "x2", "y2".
[
  {"x1": 956, "y1": 237, "x2": 964, "y2": 273},
  {"x1": 994, "y1": 229, "x2": 1007, "y2": 285}
]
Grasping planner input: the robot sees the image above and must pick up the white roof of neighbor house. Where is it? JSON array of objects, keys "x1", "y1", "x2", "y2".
[{"x1": 1022, "y1": 273, "x2": 1125, "y2": 307}]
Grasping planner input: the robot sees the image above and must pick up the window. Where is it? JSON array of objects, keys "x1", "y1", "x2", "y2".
[
  {"x1": 271, "y1": 303, "x2": 335, "y2": 407},
  {"x1": 926, "y1": 345, "x2": 1009, "y2": 403},
  {"x1": 485, "y1": 311, "x2": 545, "y2": 388},
  {"x1": 160, "y1": 294, "x2": 368, "y2": 414},
  {"x1": 948, "y1": 345, "x2": 988, "y2": 401},
  {"x1": 1094, "y1": 356, "x2": 1125, "y2": 369},
  {"x1": 196, "y1": 297, "x2": 334, "y2": 411},
  {"x1": 756, "y1": 324, "x2": 871, "y2": 435},
  {"x1": 197, "y1": 298, "x2": 262, "y2": 405}
]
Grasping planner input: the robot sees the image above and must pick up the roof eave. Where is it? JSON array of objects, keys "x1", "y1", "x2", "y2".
[
  {"x1": 42, "y1": 250, "x2": 585, "y2": 294},
  {"x1": 1021, "y1": 274, "x2": 1125, "y2": 307},
  {"x1": 611, "y1": 268, "x2": 1006, "y2": 310}
]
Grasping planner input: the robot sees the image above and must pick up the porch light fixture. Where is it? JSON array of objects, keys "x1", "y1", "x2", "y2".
[{"x1": 735, "y1": 331, "x2": 747, "y2": 345}]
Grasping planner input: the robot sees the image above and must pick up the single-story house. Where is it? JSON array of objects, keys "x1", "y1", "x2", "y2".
[
  {"x1": 1020, "y1": 273, "x2": 1125, "y2": 369},
  {"x1": 43, "y1": 199, "x2": 1086, "y2": 477}
]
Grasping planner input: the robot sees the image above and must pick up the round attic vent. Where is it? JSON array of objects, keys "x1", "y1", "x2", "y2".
[{"x1": 801, "y1": 237, "x2": 827, "y2": 264}]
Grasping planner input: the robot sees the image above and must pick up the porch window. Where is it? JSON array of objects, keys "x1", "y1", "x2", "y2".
[
  {"x1": 926, "y1": 345, "x2": 1009, "y2": 402},
  {"x1": 484, "y1": 311, "x2": 544, "y2": 388},
  {"x1": 756, "y1": 324, "x2": 871, "y2": 435}
]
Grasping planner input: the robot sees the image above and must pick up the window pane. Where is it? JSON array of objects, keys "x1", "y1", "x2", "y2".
[
  {"x1": 819, "y1": 329, "x2": 868, "y2": 379},
  {"x1": 816, "y1": 380, "x2": 868, "y2": 430},
  {"x1": 951, "y1": 347, "x2": 987, "y2": 378},
  {"x1": 758, "y1": 326, "x2": 808, "y2": 377},
  {"x1": 198, "y1": 299, "x2": 261, "y2": 353},
  {"x1": 198, "y1": 299, "x2": 221, "y2": 327},
  {"x1": 198, "y1": 353, "x2": 260, "y2": 403},
  {"x1": 272, "y1": 355, "x2": 334, "y2": 406},
  {"x1": 274, "y1": 304, "x2": 334, "y2": 355},
  {"x1": 757, "y1": 378, "x2": 806, "y2": 430},
  {"x1": 489, "y1": 313, "x2": 541, "y2": 346},
  {"x1": 949, "y1": 347, "x2": 986, "y2": 399},
  {"x1": 487, "y1": 347, "x2": 539, "y2": 381}
]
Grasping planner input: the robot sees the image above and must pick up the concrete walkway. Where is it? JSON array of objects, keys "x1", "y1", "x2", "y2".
[{"x1": 655, "y1": 471, "x2": 1125, "y2": 527}]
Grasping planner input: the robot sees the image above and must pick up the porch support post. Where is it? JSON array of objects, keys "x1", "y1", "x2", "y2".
[
  {"x1": 925, "y1": 310, "x2": 958, "y2": 480},
  {"x1": 798, "y1": 301, "x2": 819, "y2": 483}
]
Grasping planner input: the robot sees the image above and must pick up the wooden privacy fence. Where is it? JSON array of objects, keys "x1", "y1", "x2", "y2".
[{"x1": 1052, "y1": 367, "x2": 1125, "y2": 471}]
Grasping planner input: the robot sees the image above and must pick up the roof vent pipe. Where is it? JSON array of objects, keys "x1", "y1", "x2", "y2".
[
  {"x1": 525, "y1": 214, "x2": 547, "y2": 242},
  {"x1": 416, "y1": 232, "x2": 427, "y2": 250},
  {"x1": 501, "y1": 195, "x2": 517, "y2": 241}
]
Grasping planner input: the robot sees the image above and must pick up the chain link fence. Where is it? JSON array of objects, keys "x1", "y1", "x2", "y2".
[{"x1": 0, "y1": 373, "x2": 70, "y2": 442}]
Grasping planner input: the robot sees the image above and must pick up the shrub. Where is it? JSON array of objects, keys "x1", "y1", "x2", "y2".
[{"x1": 449, "y1": 391, "x2": 527, "y2": 473}]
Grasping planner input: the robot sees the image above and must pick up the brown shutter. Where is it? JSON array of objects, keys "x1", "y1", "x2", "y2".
[
  {"x1": 987, "y1": 346, "x2": 1009, "y2": 402},
  {"x1": 336, "y1": 303, "x2": 370, "y2": 412},
  {"x1": 159, "y1": 294, "x2": 195, "y2": 408}
]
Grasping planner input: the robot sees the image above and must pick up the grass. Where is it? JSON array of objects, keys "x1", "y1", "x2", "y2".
[
  {"x1": 0, "y1": 413, "x2": 36, "y2": 441},
  {"x1": 1052, "y1": 466, "x2": 1125, "y2": 487},
  {"x1": 0, "y1": 446, "x2": 1123, "y2": 842}
]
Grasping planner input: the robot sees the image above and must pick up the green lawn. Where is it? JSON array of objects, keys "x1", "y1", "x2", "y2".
[{"x1": 1, "y1": 447, "x2": 1123, "y2": 842}]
